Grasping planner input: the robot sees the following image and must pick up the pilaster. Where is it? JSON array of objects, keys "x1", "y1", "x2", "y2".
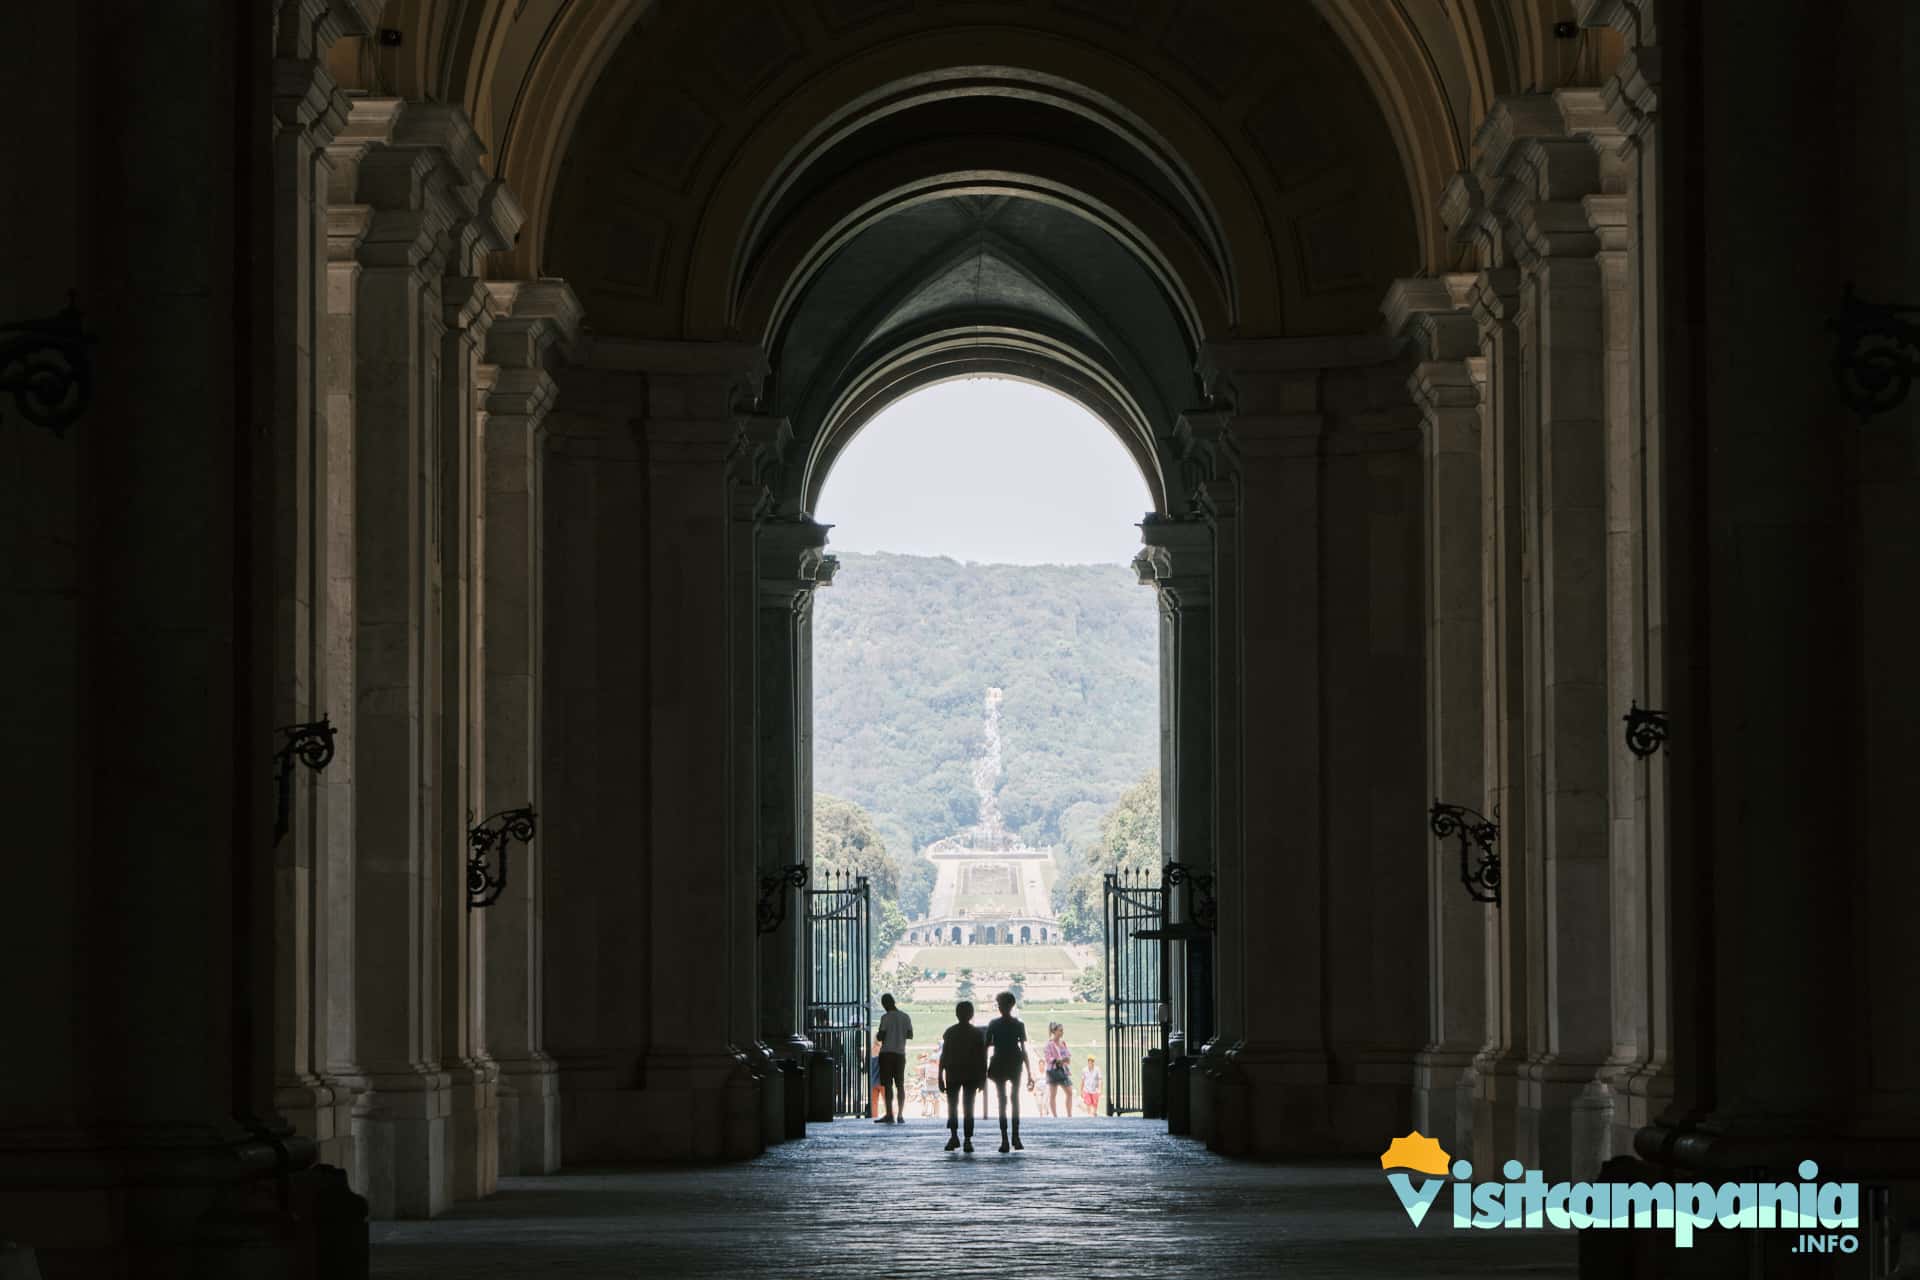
[
  {"x1": 1196, "y1": 336, "x2": 1425, "y2": 1158},
  {"x1": 343, "y1": 98, "x2": 476, "y2": 1220},
  {"x1": 1386, "y1": 274, "x2": 1488, "y2": 1161},
  {"x1": 757, "y1": 515, "x2": 837, "y2": 1063},
  {"x1": 269, "y1": 12, "x2": 358, "y2": 1181},
  {"x1": 477, "y1": 280, "x2": 581, "y2": 1177}
]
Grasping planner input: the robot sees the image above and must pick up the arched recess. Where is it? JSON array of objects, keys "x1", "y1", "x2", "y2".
[
  {"x1": 798, "y1": 329, "x2": 1170, "y2": 519},
  {"x1": 544, "y1": 4, "x2": 1425, "y2": 342},
  {"x1": 339, "y1": 1, "x2": 1551, "y2": 288}
]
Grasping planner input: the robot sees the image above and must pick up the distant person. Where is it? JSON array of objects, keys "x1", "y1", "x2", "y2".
[
  {"x1": 1081, "y1": 1055, "x2": 1102, "y2": 1115},
  {"x1": 983, "y1": 991, "x2": 1032, "y2": 1153},
  {"x1": 1042, "y1": 1022, "x2": 1074, "y2": 1117},
  {"x1": 918, "y1": 1050, "x2": 940, "y2": 1117},
  {"x1": 938, "y1": 1000, "x2": 988, "y2": 1152},
  {"x1": 874, "y1": 994, "x2": 913, "y2": 1124}
]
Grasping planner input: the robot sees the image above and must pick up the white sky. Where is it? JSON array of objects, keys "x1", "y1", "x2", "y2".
[{"x1": 814, "y1": 378, "x2": 1153, "y2": 565}]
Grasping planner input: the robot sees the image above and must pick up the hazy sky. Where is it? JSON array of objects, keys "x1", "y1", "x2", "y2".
[{"x1": 814, "y1": 378, "x2": 1153, "y2": 565}]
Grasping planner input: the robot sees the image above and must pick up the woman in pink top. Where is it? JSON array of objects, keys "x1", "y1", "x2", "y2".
[{"x1": 1042, "y1": 1022, "x2": 1074, "y2": 1117}]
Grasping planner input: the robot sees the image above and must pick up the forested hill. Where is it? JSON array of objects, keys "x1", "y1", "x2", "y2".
[{"x1": 813, "y1": 552, "x2": 1158, "y2": 861}]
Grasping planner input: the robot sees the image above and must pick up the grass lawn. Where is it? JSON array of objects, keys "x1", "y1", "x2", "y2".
[
  {"x1": 896, "y1": 1001, "x2": 1108, "y2": 1066},
  {"x1": 897, "y1": 945, "x2": 1075, "y2": 972}
]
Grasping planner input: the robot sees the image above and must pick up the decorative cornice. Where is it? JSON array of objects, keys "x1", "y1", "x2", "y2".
[
  {"x1": 483, "y1": 279, "x2": 584, "y2": 369},
  {"x1": 1572, "y1": 0, "x2": 1656, "y2": 44},
  {"x1": 1134, "y1": 516, "x2": 1212, "y2": 609},
  {"x1": 1382, "y1": 275, "x2": 1479, "y2": 364},
  {"x1": 759, "y1": 516, "x2": 836, "y2": 606},
  {"x1": 1599, "y1": 49, "x2": 1662, "y2": 144}
]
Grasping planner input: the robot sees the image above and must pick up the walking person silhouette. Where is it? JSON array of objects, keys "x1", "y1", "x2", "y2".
[
  {"x1": 983, "y1": 991, "x2": 1031, "y2": 1153},
  {"x1": 938, "y1": 1000, "x2": 988, "y2": 1152}
]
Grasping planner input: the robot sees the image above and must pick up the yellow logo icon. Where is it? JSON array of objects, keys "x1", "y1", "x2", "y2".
[{"x1": 1380, "y1": 1131, "x2": 1451, "y2": 1177}]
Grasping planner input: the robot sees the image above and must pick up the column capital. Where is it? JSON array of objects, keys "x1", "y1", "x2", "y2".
[
  {"x1": 1571, "y1": 0, "x2": 1657, "y2": 44},
  {"x1": 1136, "y1": 516, "x2": 1212, "y2": 608},
  {"x1": 1599, "y1": 49, "x2": 1662, "y2": 146},
  {"x1": 1382, "y1": 275, "x2": 1479, "y2": 364},
  {"x1": 271, "y1": 57, "x2": 349, "y2": 146},
  {"x1": 483, "y1": 280, "x2": 584, "y2": 373},
  {"x1": 759, "y1": 517, "x2": 837, "y2": 607}
]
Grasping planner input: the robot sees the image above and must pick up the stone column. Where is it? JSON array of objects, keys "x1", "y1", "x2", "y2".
[
  {"x1": 437, "y1": 160, "x2": 522, "y2": 1208},
  {"x1": 1199, "y1": 337, "x2": 1427, "y2": 1157},
  {"x1": 478, "y1": 281, "x2": 581, "y2": 1177},
  {"x1": 539, "y1": 361, "x2": 652, "y2": 1164},
  {"x1": 1135, "y1": 515, "x2": 1213, "y2": 1048},
  {"x1": 1443, "y1": 149, "x2": 1538, "y2": 1174},
  {"x1": 634, "y1": 341, "x2": 769, "y2": 1160},
  {"x1": 1385, "y1": 275, "x2": 1488, "y2": 1161},
  {"x1": 1580, "y1": 44, "x2": 1677, "y2": 1163},
  {"x1": 318, "y1": 143, "x2": 373, "y2": 1185},
  {"x1": 758, "y1": 516, "x2": 837, "y2": 1057},
  {"x1": 269, "y1": 0, "x2": 362, "y2": 1178},
  {"x1": 1505, "y1": 114, "x2": 1615, "y2": 1182},
  {"x1": 344, "y1": 101, "x2": 464, "y2": 1220},
  {"x1": 0, "y1": 0, "x2": 352, "y2": 1269}
]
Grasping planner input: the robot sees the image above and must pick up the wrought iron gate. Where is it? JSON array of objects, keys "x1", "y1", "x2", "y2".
[
  {"x1": 805, "y1": 871, "x2": 871, "y2": 1118},
  {"x1": 1103, "y1": 868, "x2": 1164, "y2": 1115}
]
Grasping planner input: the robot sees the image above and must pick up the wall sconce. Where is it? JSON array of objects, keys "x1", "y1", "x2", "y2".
[
  {"x1": 1832, "y1": 284, "x2": 1919, "y2": 420},
  {"x1": 468, "y1": 806, "x2": 536, "y2": 909},
  {"x1": 1, "y1": 296, "x2": 95, "y2": 435},
  {"x1": 757, "y1": 864, "x2": 808, "y2": 934},
  {"x1": 272, "y1": 715, "x2": 336, "y2": 846},
  {"x1": 1429, "y1": 800, "x2": 1500, "y2": 905},
  {"x1": 1623, "y1": 701, "x2": 1669, "y2": 758}
]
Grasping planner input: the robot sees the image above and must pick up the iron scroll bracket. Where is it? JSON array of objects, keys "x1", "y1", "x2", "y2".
[
  {"x1": 467, "y1": 805, "x2": 537, "y2": 909},
  {"x1": 1623, "y1": 701, "x2": 1669, "y2": 758},
  {"x1": 1161, "y1": 861, "x2": 1217, "y2": 932},
  {"x1": 1832, "y1": 284, "x2": 1920, "y2": 420},
  {"x1": 1, "y1": 295, "x2": 95, "y2": 435},
  {"x1": 756, "y1": 863, "x2": 808, "y2": 934},
  {"x1": 272, "y1": 716, "x2": 336, "y2": 846},
  {"x1": 1429, "y1": 800, "x2": 1501, "y2": 906}
]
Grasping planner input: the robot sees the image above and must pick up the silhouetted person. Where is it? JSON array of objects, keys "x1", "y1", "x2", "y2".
[
  {"x1": 984, "y1": 991, "x2": 1031, "y2": 1153},
  {"x1": 874, "y1": 992, "x2": 913, "y2": 1123},
  {"x1": 938, "y1": 1000, "x2": 987, "y2": 1152}
]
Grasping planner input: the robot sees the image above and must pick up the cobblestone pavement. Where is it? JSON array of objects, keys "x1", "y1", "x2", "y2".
[{"x1": 371, "y1": 1116, "x2": 1577, "y2": 1279}]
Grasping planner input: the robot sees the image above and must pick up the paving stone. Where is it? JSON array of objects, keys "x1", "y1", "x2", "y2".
[{"x1": 371, "y1": 1117, "x2": 1577, "y2": 1278}]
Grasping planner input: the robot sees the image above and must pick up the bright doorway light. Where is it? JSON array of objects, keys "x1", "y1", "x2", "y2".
[{"x1": 815, "y1": 378, "x2": 1152, "y2": 565}]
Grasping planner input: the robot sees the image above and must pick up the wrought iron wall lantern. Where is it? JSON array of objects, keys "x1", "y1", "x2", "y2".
[
  {"x1": 272, "y1": 716, "x2": 336, "y2": 845},
  {"x1": 757, "y1": 863, "x2": 808, "y2": 934},
  {"x1": 1162, "y1": 861, "x2": 1218, "y2": 932},
  {"x1": 1429, "y1": 800, "x2": 1501, "y2": 905},
  {"x1": 1623, "y1": 701, "x2": 1669, "y2": 758},
  {"x1": 2, "y1": 296, "x2": 96, "y2": 435},
  {"x1": 467, "y1": 806, "x2": 537, "y2": 909},
  {"x1": 1832, "y1": 284, "x2": 1920, "y2": 420}
]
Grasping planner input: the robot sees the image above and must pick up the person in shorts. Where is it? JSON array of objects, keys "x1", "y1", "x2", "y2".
[
  {"x1": 874, "y1": 993, "x2": 913, "y2": 1123},
  {"x1": 1080, "y1": 1054, "x2": 1102, "y2": 1115},
  {"x1": 938, "y1": 1001, "x2": 987, "y2": 1152},
  {"x1": 982, "y1": 991, "x2": 1031, "y2": 1153}
]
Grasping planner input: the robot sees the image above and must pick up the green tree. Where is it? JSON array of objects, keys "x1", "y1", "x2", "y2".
[
  {"x1": 877, "y1": 962, "x2": 918, "y2": 1005},
  {"x1": 1072, "y1": 961, "x2": 1104, "y2": 1004},
  {"x1": 955, "y1": 968, "x2": 976, "y2": 1004},
  {"x1": 1053, "y1": 770, "x2": 1161, "y2": 943},
  {"x1": 813, "y1": 793, "x2": 899, "y2": 902},
  {"x1": 1007, "y1": 971, "x2": 1026, "y2": 1005},
  {"x1": 812, "y1": 553, "x2": 1159, "y2": 854}
]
